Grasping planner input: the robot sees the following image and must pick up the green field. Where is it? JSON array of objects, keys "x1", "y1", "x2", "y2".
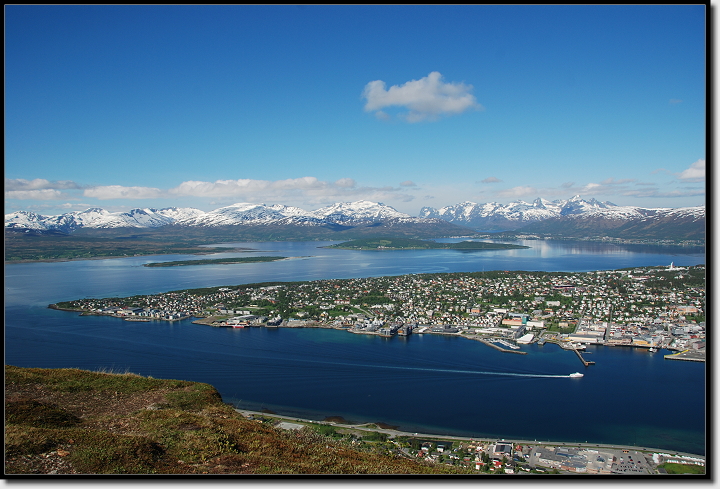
[{"x1": 658, "y1": 463, "x2": 705, "y2": 475}]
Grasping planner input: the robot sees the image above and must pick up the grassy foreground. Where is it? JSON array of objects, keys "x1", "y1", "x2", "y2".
[{"x1": 5, "y1": 365, "x2": 471, "y2": 475}]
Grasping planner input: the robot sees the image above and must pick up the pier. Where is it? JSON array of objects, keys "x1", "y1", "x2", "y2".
[
  {"x1": 479, "y1": 338, "x2": 527, "y2": 355},
  {"x1": 664, "y1": 349, "x2": 706, "y2": 362},
  {"x1": 573, "y1": 347, "x2": 595, "y2": 367}
]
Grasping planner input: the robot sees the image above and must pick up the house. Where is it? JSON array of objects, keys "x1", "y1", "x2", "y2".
[{"x1": 491, "y1": 443, "x2": 513, "y2": 460}]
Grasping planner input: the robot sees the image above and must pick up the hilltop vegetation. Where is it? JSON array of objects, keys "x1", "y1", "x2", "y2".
[{"x1": 5, "y1": 365, "x2": 471, "y2": 475}]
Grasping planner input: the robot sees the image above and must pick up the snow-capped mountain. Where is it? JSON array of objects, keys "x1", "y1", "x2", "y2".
[
  {"x1": 419, "y1": 195, "x2": 704, "y2": 232},
  {"x1": 5, "y1": 197, "x2": 704, "y2": 240},
  {"x1": 420, "y1": 198, "x2": 563, "y2": 230},
  {"x1": 310, "y1": 200, "x2": 409, "y2": 222},
  {"x1": 5, "y1": 200, "x2": 427, "y2": 233},
  {"x1": 176, "y1": 203, "x2": 310, "y2": 227},
  {"x1": 5, "y1": 208, "x2": 183, "y2": 233},
  {"x1": 4, "y1": 211, "x2": 48, "y2": 231},
  {"x1": 419, "y1": 196, "x2": 705, "y2": 239}
]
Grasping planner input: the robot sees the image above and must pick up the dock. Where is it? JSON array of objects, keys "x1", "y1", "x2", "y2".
[
  {"x1": 573, "y1": 347, "x2": 595, "y2": 367},
  {"x1": 479, "y1": 338, "x2": 527, "y2": 355},
  {"x1": 664, "y1": 349, "x2": 705, "y2": 362}
]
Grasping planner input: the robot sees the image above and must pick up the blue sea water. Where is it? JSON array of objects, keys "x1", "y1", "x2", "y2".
[{"x1": 4, "y1": 239, "x2": 706, "y2": 454}]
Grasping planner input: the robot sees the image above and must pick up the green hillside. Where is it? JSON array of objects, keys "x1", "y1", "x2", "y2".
[{"x1": 5, "y1": 366, "x2": 472, "y2": 475}]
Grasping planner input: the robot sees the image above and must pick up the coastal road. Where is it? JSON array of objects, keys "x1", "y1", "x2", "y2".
[{"x1": 232, "y1": 408, "x2": 705, "y2": 460}]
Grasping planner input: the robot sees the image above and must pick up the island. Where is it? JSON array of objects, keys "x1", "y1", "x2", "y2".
[
  {"x1": 49, "y1": 264, "x2": 705, "y2": 361},
  {"x1": 143, "y1": 256, "x2": 287, "y2": 267},
  {"x1": 324, "y1": 237, "x2": 529, "y2": 251}
]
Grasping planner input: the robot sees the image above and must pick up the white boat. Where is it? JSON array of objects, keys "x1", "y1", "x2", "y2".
[{"x1": 569, "y1": 372, "x2": 584, "y2": 378}]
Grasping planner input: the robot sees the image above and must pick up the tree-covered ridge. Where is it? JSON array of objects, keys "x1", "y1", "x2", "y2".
[{"x1": 325, "y1": 237, "x2": 528, "y2": 250}]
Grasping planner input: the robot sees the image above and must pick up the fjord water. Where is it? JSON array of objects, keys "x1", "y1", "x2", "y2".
[{"x1": 5, "y1": 239, "x2": 706, "y2": 454}]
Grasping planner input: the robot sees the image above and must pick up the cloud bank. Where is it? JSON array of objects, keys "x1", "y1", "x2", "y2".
[
  {"x1": 362, "y1": 72, "x2": 482, "y2": 122},
  {"x1": 83, "y1": 185, "x2": 164, "y2": 200},
  {"x1": 5, "y1": 177, "x2": 416, "y2": 206},
  {"x1": 677, "y1": 159, "x2": 705, "y2": 182},
  {"x1": 481, "y1": 177, "x2": 502, "y2": 183}
]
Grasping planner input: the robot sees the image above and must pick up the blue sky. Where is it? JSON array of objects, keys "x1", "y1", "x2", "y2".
[{"x1": 5, "y1": 5, "x2": 706, "y2": 216}]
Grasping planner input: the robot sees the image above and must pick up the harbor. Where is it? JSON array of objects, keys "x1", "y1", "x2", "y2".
[{"x1": 478, "y1": 338, "x2": 527, "y2": 355}]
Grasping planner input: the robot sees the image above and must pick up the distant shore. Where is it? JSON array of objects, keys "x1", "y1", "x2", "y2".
[{"x1": 5, "y1": 247, "x2": 257, "y2": 264}]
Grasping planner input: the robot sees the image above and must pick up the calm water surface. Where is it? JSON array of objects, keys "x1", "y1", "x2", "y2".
[{"x1": 5, "y1": 239, "x2": 706, "y2": 454}]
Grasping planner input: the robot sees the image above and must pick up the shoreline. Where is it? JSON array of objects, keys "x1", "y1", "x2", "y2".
[
  {"x1": 4, "y1": 246, "x2": 261, "y2": 264},
  {"x1": 50, "y1": 306, "x2": 697, "y2": 360},
  {"x1": 231, "y1": 407, "x2": 706, "y2": 459},
  {"x1": 5, "y1": 235, "x2": 704, "y2": 265}
]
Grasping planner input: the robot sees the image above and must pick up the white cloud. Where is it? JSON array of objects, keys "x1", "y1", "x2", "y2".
[
  {"x1": 335, "y1": 178, "x2": 357, "y2": 188},
  {"x1": 677, "y1": 159, "x2": 705, "y2": 182},
  {"x1": 621, "y1": 188, "x2": 705, "y2": 199},
  {"x1": 83, "y1": 185, "x2": 164, "y2": 200},
  {"x1": 5, "y1": 178, "x2": 81, "y2": 191},
  {"x1": 169, "y1": 177, "x2": 330, "y2": 198},
  {"x1": 166, "y1": 177, "x2": 415, "y2": 208},
  {"x1": 582, "y1": 183, "x2": 604, "y2": 192},
  {"x1": 481, "y1": 177, "x2": 502, "y2": 183},
  {"x1": 5, "y1": 189, "x2": 67, "y2": 200},
  {"x1": 601, "y1": 178, "x2": 636, "y2": 185},
  {"x1": 495, "y1": 186, "x2": 538, "y2": 198},
  {"x1": 362, "y1": 72, "x2": 482, "y2": 123},
  {"x1": 399, "y1": 180, "x2": 417, "y2": 187}
]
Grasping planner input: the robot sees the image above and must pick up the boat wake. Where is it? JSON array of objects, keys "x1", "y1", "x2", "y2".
[{"x1": 322, "y1": 360, "x2": 573, "y2": 379}]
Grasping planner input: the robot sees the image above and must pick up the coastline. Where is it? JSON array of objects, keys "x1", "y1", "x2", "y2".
[
  {"x1": 50, "y1": 307, "x2": 698, "y2": 360},
  {"x1": 4, "y1": 246, "x2": 260, "y2": 264},
  {"x1": 231, "y1": 407, "x2": 706, "y2": 459}
]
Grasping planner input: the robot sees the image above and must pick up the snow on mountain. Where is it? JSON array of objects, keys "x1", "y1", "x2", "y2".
[
  {"x1": 420, "y1": 196, "x2": 705, "y2": 231},
  {"x1": 4, "y1": 201, "x2": 414, "y2": 231},
  {"x1": 177, "y1": 203, "x2": 328, "y2": 227},
  {"x1": 155, "y1": 207, "x2": 206, "y2": 222},
  {"x1": 183, "y1": 203, "x2": 284, "y2": 226},
  {"x1": 64, "y1": 208, "x2": 177, "y2": 228},
  {"x1": 4, "y1": 211, "x2": 48, "y2": 231},
  {"x1": 4, "y1": 198, "x2": 704, "y2": 237},
  {"x1": 311, "y1": 200, "x2": 410, "y2": 223},
  {"x1": 420, "y1": 199, "x2": 563, "y2": 229}
]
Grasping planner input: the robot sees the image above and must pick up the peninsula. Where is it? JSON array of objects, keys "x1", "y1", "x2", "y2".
[{"x1": 324, "y1": 237, "x2": 529, "y2": 251}]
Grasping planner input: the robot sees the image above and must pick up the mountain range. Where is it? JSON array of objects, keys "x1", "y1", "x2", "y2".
[
  {"x1": 5, "y1": 197, "x2": 705, "y2": 240},
  {"x1": 4, "y1": 200, "x2": 442, "y2": 233}
]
